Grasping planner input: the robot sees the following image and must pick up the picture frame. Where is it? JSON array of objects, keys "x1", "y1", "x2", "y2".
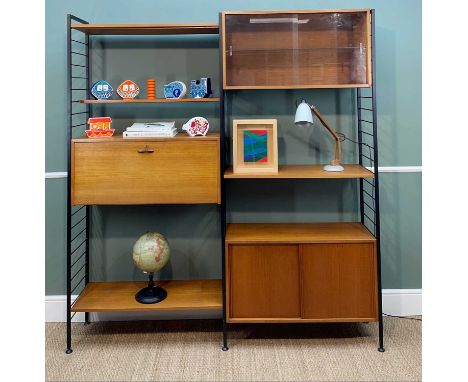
[{"x1": 233, "y1": 119, "x2": 278, "y2": 174}]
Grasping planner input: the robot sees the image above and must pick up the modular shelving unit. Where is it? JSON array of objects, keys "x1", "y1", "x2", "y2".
[
  {"x1": 65, "y1": 8, "x2": 383, "y2": 354},
  {"x1": 219, "y1": 9, "x2": 384, "y2": 352},
  {"x1": 65, "y1": 15, "x2": 223, "y2": 354}
]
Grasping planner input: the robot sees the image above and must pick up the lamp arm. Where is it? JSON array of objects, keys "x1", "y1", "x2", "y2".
[{"x1": 311, "y1": 106, "x2": 342, "y2": 166}]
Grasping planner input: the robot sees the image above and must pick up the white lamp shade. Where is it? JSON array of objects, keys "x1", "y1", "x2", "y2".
[{"x1": 294, "y1": 100, "x2": 314, "y2": 126}]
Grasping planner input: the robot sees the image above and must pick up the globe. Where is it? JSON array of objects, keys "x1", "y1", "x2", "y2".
[
  {"x1": 132, "y1": 232, "x2": 170, "y2": 304},
  {"x1": 132, "y1": 232, "x2": 170, "y2": 273}
]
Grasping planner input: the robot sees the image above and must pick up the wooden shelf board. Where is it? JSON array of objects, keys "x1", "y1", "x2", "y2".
[
  {"x1": 80, "y1": 98, "x2": 220, "y2": 104},
  {"x1": 71, "y1": 23, "x2": 219, "y2": 35},
  {"x1": 222, "y1": 9, "x2": 371, "y2": 16},
  {"x1": 72, "y1": 279, "x2": 222, "y2": 312},
  {"x1": 223, "y1": 84, "x2": 371, "y2": 90},
  {"x1": 72, "y1": 132, "x2": 220, "y2": 143},
  {"x1": 227, "y1": 317, "x2": 378, "y2": 323},
  {"x1": 225, "y1": 222, "x2": 376, "y2": 244},
  {"x1": 224, "y1": 165, "x2": 374, "y2": 179}
]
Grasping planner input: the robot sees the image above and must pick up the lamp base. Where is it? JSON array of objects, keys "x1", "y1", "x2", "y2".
[{"x1": 323, "y1": 164, "x2": 344, "y2": 172}]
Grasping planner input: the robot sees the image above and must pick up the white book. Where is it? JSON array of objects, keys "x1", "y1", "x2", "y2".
[
  {"x1": 126, "y1": 126, "x2": 177, "y2": 133},
  {"x1": 126, "y1": 122, "x2": 175, "y2": 131},
  {"x1": 123, "y1": 131, "x2": 178, "y2": 138}
]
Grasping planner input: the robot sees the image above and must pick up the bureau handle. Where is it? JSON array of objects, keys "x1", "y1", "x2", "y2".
[{"x1": 137, "y1": 145, "x2": 155, "y2": 154}]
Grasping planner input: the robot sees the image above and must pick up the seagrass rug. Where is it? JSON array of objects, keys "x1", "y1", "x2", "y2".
[{"x1": 46, "y1": 316, "x2": 421, "y2": 381}]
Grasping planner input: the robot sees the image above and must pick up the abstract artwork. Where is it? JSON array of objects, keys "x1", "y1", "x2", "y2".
[
  {"x1": 243, "y1": 130, "x2": 268, "y2": 162},
  {"x1": 232, "y1": 119, "x2": 278, "y2": 174}
]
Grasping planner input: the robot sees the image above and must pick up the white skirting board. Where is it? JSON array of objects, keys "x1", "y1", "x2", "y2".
[
  {"x1": 381, "y1": 289, "x2": 422, "y2": 317},
  {"x1": 45, "y1": 289, "x2": 422, "y2": 322}
]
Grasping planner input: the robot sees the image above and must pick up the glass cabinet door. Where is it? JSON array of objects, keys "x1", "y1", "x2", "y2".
[{"x1": 222, "y1": 10, "x2": 371, "y2": 89}]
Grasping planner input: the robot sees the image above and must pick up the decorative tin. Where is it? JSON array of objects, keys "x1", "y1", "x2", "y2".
[
  {"x1": 182, "y1": 117, "x2": 210, "y2": 137},
  {"x1": 85, "y1": 117, "x2": 115, "y2": 138},
  {"x1": 117, "y1": 80, "x2": 140, "y2": 99},
  {"x1": 91, "y1": 80, "x2": 113, "y2": 100},
  {"x1": 190, "y1": 78, "x2": 212, "y2": 98},
  {"x1": 163, "y1": 81, "x2": 186, "y2": 99}
]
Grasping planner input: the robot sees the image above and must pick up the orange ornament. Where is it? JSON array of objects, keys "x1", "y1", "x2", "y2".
[
  {"x1": 85, "y1": 117, "x2": 115, "y2": 138},
  {"x1": 117, "y1": 80, "x2": 140, "y2": 99},
  {"x1": 147, "y1": 79, "x2": 156, "y2": 99}
]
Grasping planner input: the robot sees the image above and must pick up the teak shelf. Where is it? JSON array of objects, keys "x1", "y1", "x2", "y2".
[
  {"x1": 71, "y1": 23, "x2": 219, "y2": 35},
  {"x1": 72, "y1": 132, "x2": 220, "y2": 143},
  {"x1": 72, "y1": 280, "x2": 222, "y2": 312},
  {"x1": 80, "y1": 98, "x2": 220, "y2": 104},
  {"x1": 225, "y1": 222, "x2": 376, "y2": 244},
  {"x1": 224, "y1": 165, "x2": 374, "y2": 179}
]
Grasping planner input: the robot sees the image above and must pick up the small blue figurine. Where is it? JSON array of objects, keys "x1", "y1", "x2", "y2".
[
  {"x1": 190, "y1": 78, "x2": 212, "y2": 98},
  {"x1": 163, "y1": 81, "x2": 187, "y2": 99},
  {"x1": 91, "y1": 80, "x2": 113, "y2": 100}
]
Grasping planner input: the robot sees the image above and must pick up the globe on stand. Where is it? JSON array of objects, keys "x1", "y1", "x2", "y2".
[{"x1": 132, "y1": 232, "x2": 170, "y2": 304}]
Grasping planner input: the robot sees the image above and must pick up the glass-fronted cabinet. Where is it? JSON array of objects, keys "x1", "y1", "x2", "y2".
[{"x1": 221, "y1": 10, "x2": 371, "y2": 89}]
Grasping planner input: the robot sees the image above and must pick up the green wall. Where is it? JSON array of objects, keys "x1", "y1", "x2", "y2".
[{"x1": 45, "y1": 0, "x2": 422, "y2": 294}]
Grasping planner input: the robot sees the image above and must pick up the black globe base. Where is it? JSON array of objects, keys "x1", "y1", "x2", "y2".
[
  {"x1": 135, "y1": 285, "x2": 167, "y2": 304},
  {"x1": 378, "y1": 347, "x2": 385, "y2": 353},
  {"x1": 65, "y1": 348, "x2": 73, "y2": 354},
  {"x1": 222, "y1": 346, "x2": 229, "y2": 351},
  {"x1": 135, "y1": 272, "x2": 168, "y2": 304}
]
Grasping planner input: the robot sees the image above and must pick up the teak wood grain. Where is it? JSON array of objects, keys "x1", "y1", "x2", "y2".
[
  {"x1": 221, "y1": 9, "x2": 371, "y2": 89},
  {"x1": 222, "y1": 9, "x2": 372, "y2": 15},
  {"x1": 226, "y1": 223, "x2": 376, "y2": 244},
  {"x1": 80, "y1": 98, "x2": 220, "y2": 104},
  {"x1": 71, "y1": 23, "x2": 219, "y2": 35},
  {"x1": 228, "y1": 245, "x2": 301, "y2": 320},
  {"x1": 225, "y1": 223, "x2": 377, "y2": 323},
  {"x1": 72, "y1": 132, "x2": 219, "y2": 143},
  {"x1": 301, "y1": 243, "x2": 377, "y2": 321},
  {"x1": 71, "y1": 136, "x2": 220, "y2": 205},
  {"x1": 224, "y1": 164, "x2": 374, "y2": 179},
  {"x1": 71, "y1": 280, "x2": 222, "y2": 312}
]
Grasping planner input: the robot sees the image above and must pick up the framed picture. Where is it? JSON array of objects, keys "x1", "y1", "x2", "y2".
[{"x1": 233, "y1": 119, "x2": 278, "y2": 174}]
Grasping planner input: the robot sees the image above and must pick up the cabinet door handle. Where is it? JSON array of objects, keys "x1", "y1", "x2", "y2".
[{"x1": 137, "y1": 146, "x2": 155, "y2": 154}]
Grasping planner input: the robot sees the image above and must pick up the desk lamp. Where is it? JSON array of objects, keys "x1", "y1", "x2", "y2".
[{"x1": 294, "y1": 99, "x2": 344, "y2": 172}]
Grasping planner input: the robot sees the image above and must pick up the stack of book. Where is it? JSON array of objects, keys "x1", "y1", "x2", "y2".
[{"x1": 123, "y1": 121, "x2": 177, "y2": 138}]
